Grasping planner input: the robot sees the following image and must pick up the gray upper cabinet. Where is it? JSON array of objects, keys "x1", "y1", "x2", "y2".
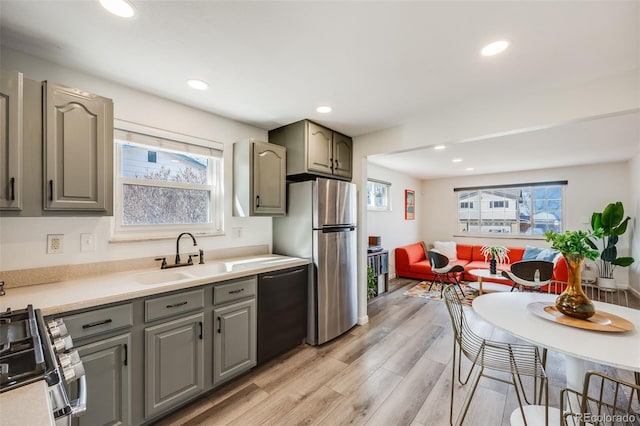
[
  {"x1": 269, "y1": 119, "x2": 353, "y2": 181},
  {"x1": 0, "y1": 69, "x2": 23, "y2": 210},
  {"x1": 43, "y1": 81, "x2": 114, "y2": 213},
  {"x1": 233, "y1": 139, "x2": 286, "y2": 216}
]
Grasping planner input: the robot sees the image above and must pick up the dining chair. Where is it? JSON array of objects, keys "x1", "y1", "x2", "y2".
[
  {"x1": 442, "y1": 285, "x2": 549, "y2": 425},
  {"x1": 427, "y1": 250, "x2": 466, "y2": 296},
  {"x1": 501, "y1": 260, "x2": 554, "y2": 292},
  {"x1": 561, "y1": 370, "x2": 640, "y2": 426}
]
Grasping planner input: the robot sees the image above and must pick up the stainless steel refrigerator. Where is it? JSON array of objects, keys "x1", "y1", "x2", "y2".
[{"x1": 273, "y1": 178, "x2": 357, "y2": 345}]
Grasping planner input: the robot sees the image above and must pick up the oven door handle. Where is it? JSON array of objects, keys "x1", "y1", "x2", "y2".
[{"x1": 70, "y1": 375, "x2": 87, "y2": 417}]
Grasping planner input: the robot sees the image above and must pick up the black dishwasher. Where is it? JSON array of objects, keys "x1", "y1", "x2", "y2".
[{"x1": 257, "y1": 265, "x2": 308, "y2": 365}]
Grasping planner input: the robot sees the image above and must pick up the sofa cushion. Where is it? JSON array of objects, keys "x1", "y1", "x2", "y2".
[
  {"x1": 456, "y1": 244, "x2": 473, "y2": 261},
  {"x1": 433, "y1": 241, "x2": 457, "y2": 260},
  {"x1": 523, "y1": 245, "x2": 543, "y2": 260},
  {"x1": 508, "y1": 247, "x2": 525, "y2": 262}
]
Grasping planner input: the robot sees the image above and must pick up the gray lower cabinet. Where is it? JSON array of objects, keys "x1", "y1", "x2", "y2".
[
  {"x1": 213, "y1": 298, "x2": 256, "y2": 385},
  {"x1": 72, "y1": 333, "x2": 131, "y2": 426},
  {"x1": 144, "y1": 312, "x2": 205, "y2": 418}
]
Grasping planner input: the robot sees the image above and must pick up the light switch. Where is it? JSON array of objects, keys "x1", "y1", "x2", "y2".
[{"x1": 81, "y1": 233, "x2": 95, "y2": 252}]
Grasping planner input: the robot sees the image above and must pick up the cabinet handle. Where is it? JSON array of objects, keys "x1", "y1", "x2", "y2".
[
  {"x1": 329, "y1": 158, "x2": 334, "y2": 171},
  {"x1": 123, "y1": 343, "x2": 128, "y2": 366},
  {"x1": 49, "y1": 180, "x2": 53, "y2": 201},
  {"x1": 82, "y1": 318, "x2": 112, "y2": 329},
  {"x1": 9, "y1": 177, "x2": 15, "y2": 201},
  {"x1": 335, "y1": 159, "x2": 339, "y2": 169},
  {"x1": 256, "y1": 195, "x2": 260, "y2": 208},
  {"x1": 166, "y1": 301, "x2": 188, "y2": 309},
  {"x1": 229, "y1": 288, "x2": 244, "y2": 295},
  {"x1": 217, "y1": 316, "x2": 221, "y2": 334},
  {"x1": 198, "y1": 321, "x2": 203, "y2": 340}
]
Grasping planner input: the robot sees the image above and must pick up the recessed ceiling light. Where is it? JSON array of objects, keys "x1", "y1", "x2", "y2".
[
  {"x1": 316, "y1": 106, "x2": 332, "y2": 114},
  {"x1": 434, "y1": 145, "x2": 446, "y2": 150},
  {"x1": 465, "y1": 167, "x2": 475, "y2": 171},
  {"x1": 187, "y1": 79, "x2": 209, "y2": 91},
  {"x1": 481, "y1": 40, "x2": 509, "y2": 56},
  {"x1": 452, "y1": 158, "x2": 463, "y2": 163},
  {"x1": 99, "y1": 0, "x2": 135, "y2": 18}
]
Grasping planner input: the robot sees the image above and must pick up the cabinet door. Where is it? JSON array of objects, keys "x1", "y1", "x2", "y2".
[
  {"x1": 0, "y1": 69, "x2": 23, "y2": 210},
  {"x1": 145, "y1": 313, "x2": 204, "y2": 418},
  {"x1": 252, "y1": 141, "x2": 286, "y2": 215},
  {"x1": 73, "y1": 333, "x2": 131, "y2": 426},
  {"x1": 213, "y1": 298, "x2": 256, "y2": 384},
  {"x1": 43, "y1": 81, "x2": 113, "y2": 212},
  {"x1": 332, "y1": 132, "x2": 352, "y2": 180},
  {"x1": 306, "y1": 121, "x2": 333, "y2": 175}
]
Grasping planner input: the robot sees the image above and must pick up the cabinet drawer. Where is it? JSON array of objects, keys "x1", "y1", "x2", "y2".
[
  {"x1": 213, "y1": 277, "x2": 256, "y2": 305},
  {"x1": 145, "y1": 289, "x2": 204, "y2": 323},
  {"x1": 60, "y1": 304, "x2": 133, "y2": 340}
]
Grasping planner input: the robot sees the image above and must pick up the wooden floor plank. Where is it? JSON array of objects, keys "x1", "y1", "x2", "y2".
[
  {"x1": 365, "y1": 357, "x2": 446, "y2": 426},
  {"x1": 318, "y1": 367, "x2": 403, "y2": 425}
]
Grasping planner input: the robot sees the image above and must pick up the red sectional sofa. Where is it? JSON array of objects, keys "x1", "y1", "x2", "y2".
[{"x1": 395, "y1": 242, "x2": 568, "y2": 292}]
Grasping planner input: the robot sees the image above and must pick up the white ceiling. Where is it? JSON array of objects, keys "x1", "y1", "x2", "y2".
[{"x1": 1, "y1": 1, "x2": 638, "y2": 179}]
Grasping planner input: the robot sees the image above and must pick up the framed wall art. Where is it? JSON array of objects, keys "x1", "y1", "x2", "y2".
[{"x1": 405, "y1": 189, "x2": 415, "y2": 220}]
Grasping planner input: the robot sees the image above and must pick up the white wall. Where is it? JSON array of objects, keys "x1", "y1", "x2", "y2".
[
  {"x1": 629, "y1": 154, "x2": 640, "y2": 293},
  {"x1": 0, "y1": 48, "x2": 272, "y2": 272},
  {"x1": 420, "y1": 161, "x2": 632, "y2": 284},
  {"x1": 366, "y1": 163, "x2": 421, "y2": 277}
]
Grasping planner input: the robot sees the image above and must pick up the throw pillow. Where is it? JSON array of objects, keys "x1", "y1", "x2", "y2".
[
  {"x1": 522, "y1": 245, "x2": 543, "y2": 260},
  {"x1": 433, "y1": 241, "x2": 457, "y2": 260},
  {"x1": 536, "y1": 248, "x2": 560, "y2": 262}
]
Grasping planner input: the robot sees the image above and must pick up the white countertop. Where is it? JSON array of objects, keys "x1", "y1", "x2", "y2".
[
  {"x1": 0, "y1": 380, "x2": 55, "y2": 426},
  {"x1": 0, "y1": 254, "x2": 309, "y2": 316}
]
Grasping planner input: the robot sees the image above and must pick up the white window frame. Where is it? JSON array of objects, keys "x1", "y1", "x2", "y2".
[
  {"x1": 111, "y1": 120, "x2": 224, "y2": 241},
  {"x1": 367, "y1": 179, "x2": 392, "y2": 211},
  {"x1": 455, "y1": 181, "x2": 566, "y2": 238}
]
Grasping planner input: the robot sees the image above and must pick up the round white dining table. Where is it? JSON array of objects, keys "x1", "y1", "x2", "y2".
[{"x1": 473, "y1": 292, "x2": 640, "y2": 393}]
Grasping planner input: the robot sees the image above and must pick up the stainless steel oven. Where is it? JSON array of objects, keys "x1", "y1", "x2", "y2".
[{"x1": 0, "y1": 305, "x2": 86, "y2": 425}]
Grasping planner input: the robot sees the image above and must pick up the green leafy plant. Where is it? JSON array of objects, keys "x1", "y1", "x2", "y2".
[
  {"x1": 367, "y1": 266, "x2": 378, "y2": 300},
  {"x1": 588, "y1": 201, "x2": 635, "y2": 278},
  {"x1": 544, "y1": 229, "x2": 600, "y2": 260},
  {"x1": 480, "y1": 245, "x2": 510, "y2": 263}
]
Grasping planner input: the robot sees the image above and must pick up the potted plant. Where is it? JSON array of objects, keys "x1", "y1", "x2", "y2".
[
  {"x1": 367, "y1": 266, "x2": 378, "y2": 300},
  {"x1": 480, "y1": 244, "x2": 510, "y2": 275},
  {"x1": 588, "y1": 202, "x2": 635, "y2": 289},
  {"x1": 545, "y1": 229, "x2": 601, "y2": 319}
]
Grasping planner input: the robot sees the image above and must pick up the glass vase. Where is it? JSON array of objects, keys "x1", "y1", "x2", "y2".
[{"x1": 555, "y1": 253, "x2": 595, "y2": 319}]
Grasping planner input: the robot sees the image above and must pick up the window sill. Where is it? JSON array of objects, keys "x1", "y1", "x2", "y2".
[
  {"x1": 109, "y1": 231, "x2": 223, "y2": 243},
  {"x1": 452, "y1": 233, "x2": 547, "y2": 241}
]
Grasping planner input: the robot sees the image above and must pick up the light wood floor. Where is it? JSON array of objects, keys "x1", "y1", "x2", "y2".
[{"x1": 154, "y1": 278, "x2": 640, "y2": 426}]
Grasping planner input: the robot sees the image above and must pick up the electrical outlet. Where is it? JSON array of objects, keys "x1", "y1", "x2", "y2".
[
  {"x1": 232, "y1": 227, "x2": 242, "y2": 238},
  {"x1": 80, "y1": 233, "x2": 95, "y2": 252},
  {"x1": 47, "y1": 234, "x2": 63, "y2": 254}
]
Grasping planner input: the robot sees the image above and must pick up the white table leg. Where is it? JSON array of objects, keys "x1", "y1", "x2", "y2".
[{"x1": 565, "y1": 354, "x2": 586, "y2": 413}]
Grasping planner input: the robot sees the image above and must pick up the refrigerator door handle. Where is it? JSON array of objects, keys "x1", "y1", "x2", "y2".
[{"x1": 320, "y1": 226, "x2": 356, "y2": 233}]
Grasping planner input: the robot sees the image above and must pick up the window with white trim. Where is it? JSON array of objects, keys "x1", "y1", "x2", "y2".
[
  {"x1": 367, "y1": 179, "x2": 391, "y2": 211},
  {"x1": 113, "y1": 123, "x2": 223, "y2": 240},
  {"x1": 456, "y1": 181, "x2": 566, "y2": 236}
]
